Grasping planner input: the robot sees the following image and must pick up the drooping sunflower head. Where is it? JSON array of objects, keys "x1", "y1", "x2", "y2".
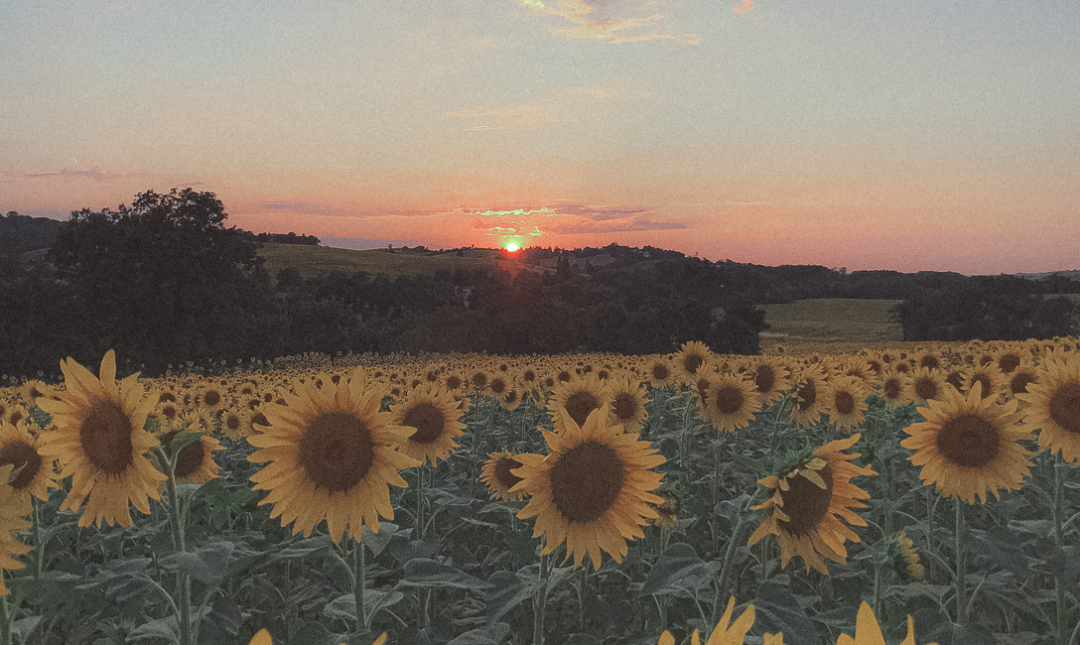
[
  {"x1": 1017, "y1": 355, "x2": 1080, "y2": 463},
  {"x1": 748, "y1": 434, "x2": 876, "y2": 574},
  {"x1": 247, "y1": 366, "x2": 421, "y2": 542},
  {"x1": 888, "y1": 531, "x2": 925, "y2": 583},
  {"x1": 790, "y1": 367, "x2": 829, "y2": 429},
  {"x1": 157, "y1": 424, "x2": 223, "y2": 486},
  {"x1": 480, "y1": 450, "x2": 529, "y2": 502},
  {"x1": 35, "y1": 350, "x2": 166, "y2": 528},
  {"x1": 0, "y1": 419, "x2": 57, "y2": 502},
  {"x1": 901, "y1": 381, "x2": 1033, "y2": 504},
  {"x1": 391, "y1": 383, "x2": 466, "y2": 467},
  {"x1": 512, "y1": 406, "x2": 666, "y2": 570}
]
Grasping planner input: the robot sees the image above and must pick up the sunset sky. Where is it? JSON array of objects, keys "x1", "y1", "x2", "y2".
[{"x1": 2, "y1": 1, "x2": 1078, "y2": 274}]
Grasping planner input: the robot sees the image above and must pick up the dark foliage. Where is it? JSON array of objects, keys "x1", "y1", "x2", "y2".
[
  {"x1": 0, "y1": 210, "x2": 64, "y2": 256},
  {"x1": 249, "y1": 231, "x2": 321, "y2": 245}
]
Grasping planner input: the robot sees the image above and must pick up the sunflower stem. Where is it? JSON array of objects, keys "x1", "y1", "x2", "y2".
[
  {"x1": 155, "y1": 446, "x2": 192, "y2": 645},
  {"x1": 353, "y1": 539, "x2": 368, "y2": 631},
  {"x1": 32, "y1": 496, "x2": 44, "y2": 580},
  {"x1": 954, "y1": 497, "x2": 967, "y2": 624},
  {"x1": 416, "y1": 465, "x2": 427, "y2": 541},
  {"x1": 710, "y1": 514, "x2": 744, "y2": 628},
  {"x1": 532, "y1": 548, "x2": 551, "y2": 645},
  {"x1": 1053, "y1": 454, "x2": 1067, "y2": 645},
  {"x1": 0, "y1": 585, "x2": 12, "y2": 645}
]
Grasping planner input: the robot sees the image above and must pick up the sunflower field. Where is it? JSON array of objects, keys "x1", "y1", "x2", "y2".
[{"x1": 1, "y1": 338, "x2": 1079, "y2": 645}]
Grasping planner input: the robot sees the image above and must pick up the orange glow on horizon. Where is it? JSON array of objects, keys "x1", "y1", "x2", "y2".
[{"x1": 505, "y1": 242, "x2": 520, "y2": 253}]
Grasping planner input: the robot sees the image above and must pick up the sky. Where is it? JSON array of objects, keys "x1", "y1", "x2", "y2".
[{"x1": 2, "y1": 1, "x2": 1078, "y2": 275}]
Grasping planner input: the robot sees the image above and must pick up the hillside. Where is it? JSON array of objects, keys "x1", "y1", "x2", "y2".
[
  {"x1": 257, "y1": 243, "x2": 546, "y2": 279},
  {"x1": 759, "y1": 299, "x2": 904, "y2": 356}
]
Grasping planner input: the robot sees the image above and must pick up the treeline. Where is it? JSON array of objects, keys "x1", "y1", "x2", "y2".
[
  {"x1": 249, "y1": 231, "x2": 320, "y2": 245},
  {"x1": 0, "y1": 189, "x2": 764, "y2": 378},
  {"x1": 2, "y1": 189, "x2": 1078, "y2": 378}
]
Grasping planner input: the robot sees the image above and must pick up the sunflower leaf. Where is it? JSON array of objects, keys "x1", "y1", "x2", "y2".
[
  {"x1": 360, "y1": 521, "x2": 397, "y2": 557},
  {"x1": 640, "y1": 543, "x2": 720, "y2": 597},
  {"x1": 400, "y1": 558, "x2": 493, "y2": 590}
]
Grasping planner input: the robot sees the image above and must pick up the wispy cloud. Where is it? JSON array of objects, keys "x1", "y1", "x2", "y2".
[
  {"x1": 448, "y1": 82, "x2": 630, "y2": 132},
  {"x1": 10, "y1": 166, "x2": 148, "y2": 182},
  {"x1": 552, "y1": 217, "x2": 687, "y2": 234},
  {"x1": 446, "y1": 102, "x2": 559, "y2": 131},
  {"x1": 515, "y1": 0, "x2": 700, "y2": 45},
  {"x1": 731, "y1": 0, "x2": 754, "y2": 14}
]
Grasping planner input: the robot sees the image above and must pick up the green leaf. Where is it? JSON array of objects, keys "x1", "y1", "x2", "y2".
[
  {"x1": 749, "y1": 582, "x2": 816, "y2": 645},
  {"x1": 400, "y1": 558, "x2": 493, "y2": 590},
  {"x1": 359, "y1": 521, "x2": 397, "y2": 557},
  {"x1": 640, "y1": 543, "x2": 720, "y2": 596},
  {"x1": 8, "y1": 616, "x2": 42, "y2": 645},
  {"x1": 445, "y1": 623, "x2": 511, "y2": 645},
  {"x1": 128, "y1": 616, "x2": 180, "y2": 644},
  {"x1": 275, "y1": 535, "x2": 333, "y2": 558},
  {"x1": 323, "y1": 589, "x2": 406, "y2": 630},
  {"x1": 485, "y1": 570, "x2": 533, "y2": 622}
]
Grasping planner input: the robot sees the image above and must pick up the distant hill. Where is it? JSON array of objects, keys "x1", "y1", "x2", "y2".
[
  {"x1": 257, "y1": 242, "x2": 548, "y2": 279},
  {"x1": 0, "y1": 212, "x2": 64, "y2": 256}
]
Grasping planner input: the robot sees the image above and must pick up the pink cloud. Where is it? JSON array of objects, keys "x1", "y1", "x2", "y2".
[
  {"x1": 732, "y1": 0, "x2": 754, "y2": 14},
  {"x1": 516, "y1": 0, "x2": 700, "y2": 45}
]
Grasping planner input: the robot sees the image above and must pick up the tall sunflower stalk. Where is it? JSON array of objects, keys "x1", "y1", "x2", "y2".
[{"x1": 152, "y1": 432, "x2": 201, "y2": 645}]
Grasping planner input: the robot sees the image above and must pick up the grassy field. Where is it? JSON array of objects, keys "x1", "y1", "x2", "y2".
[
  {"x1": 258, "y1": 243, "x2": 543, "y2": 279},
  {"x1": 759, "y1": 298, "x2": 905, "y2": 356}
]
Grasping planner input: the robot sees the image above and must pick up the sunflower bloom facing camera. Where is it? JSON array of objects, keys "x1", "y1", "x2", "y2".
[
  {"x1": 512, "y1": 406, "x2": 665, "y2": 570},
  {"x1": 748, "y1": 434, "x2": 876, "y2": 574},
  {"x1": 247, "y1": 367, "x2": 421, "y2": 543},
  {"x1": 1017, "y1": 355, "x2": 1080, "y2": 463},
  {"x1": 481, "y1": 450, "x2": 528, "y2": 502},
  {"x1": 391, "y1": 383, "x2": 466, "y2": 466},
  {"x1": 0, "y1": 419, "x2": 58, "y2": 502},
  {"x1": 901, "y1": 382, "x2": 1032, "y2": 504},
  {"x1": 36, "y1": 350, "x2": 166, "y2": 528}
]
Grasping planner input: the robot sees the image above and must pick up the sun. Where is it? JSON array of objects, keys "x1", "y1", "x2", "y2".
[{"x1": 505, "y1": 242, "x2": 520, "y2": 253}]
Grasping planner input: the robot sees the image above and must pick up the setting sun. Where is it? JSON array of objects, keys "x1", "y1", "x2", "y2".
[{"x1": 505, "y1": 242, "x2": 519, "y2": 253}]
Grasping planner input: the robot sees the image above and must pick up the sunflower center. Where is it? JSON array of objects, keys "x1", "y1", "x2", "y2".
[
  {"x1": 920, "y1": 355, "x2": 939, "y2": 370},
  {"x1": 495, "y1": 456, "x2": 523, "y2": 490},
  {"x1": 298, "y1": 412, "x2": 375, "y2": 493},
  {"x1": 796, "y1": 380, "x2": 817, "y2": 411},
  {"x1": 970, "y1": 374, "x2": 993, "y2": 399},
  {"x1": 0, "y1": 440, "x2": 42, "y2": 490},
  {"x1": 226, "y1": 414, "x2": 241, "y2": 431},
  {"x1": 564, "y1": 392, "x2": 600, "y2": 428},
  {"x1": 883, "y1": 378, "x2": 901, "y2": 400},
  {"x1": 161, "y1": 431, "x2": 205, "y2": 479},
  {"x1": 403, "y1": 403, "x2": 446, "y2": 444},
  {"x1": 997, "y1": 354, "x2": 1021, "y2": 373},
  {"x1": 683, "y1": 354, "x2": 704, "y2": 375},
  {"x1": 203, "y1": 390, "x2": 221, "y2": 407},
  {"x1": 778, "y1": 464, "x2": 834, "y2": 537},
  {"x1": 914, "y1": 377, "x2": 938, "y2": 401},
  {"x1": 936, "y1": 414, "x2": 1000, "y2": 468},
  {"x1": 612, "y1": 393, "x2": 637, "y2": 421},
  {"x1": 754, "y1": 365, "x2": 776, "y2": 393},
  {"x1": 549, "y1": 440, "x2": 626, "y2": 524},
  {"x1": 490, "y1": 379, "x2": 507, "y2": 395},
  {"x1": 1008, "y1": 372, "x2": 1035, "y2": 396},
  {"x1": 471, "y1": 373, "x2": 488, "y2": 388},
  {"x1": 80, "y1": 400, "x2": 135, "y2": 475},
  {"x1": 651, "y1": 364, "x2": 669, "y2": 382},
  {"x1": 835, "y1": 391, "x2": 855, "y2": 415},
  {"x1": 446, "y1": 375, "x2": 462, "y2": 390},
  {"x1": 714, "y1": 386, "x2": 744, "y2": 415},
  {"x1": 1049, "y1": 382, "x2": 1080, "y2": 436}
]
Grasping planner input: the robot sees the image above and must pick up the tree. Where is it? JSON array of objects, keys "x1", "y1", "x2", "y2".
[{"x1": 49, "y1": 188, "x2": 273, "y2": 370}]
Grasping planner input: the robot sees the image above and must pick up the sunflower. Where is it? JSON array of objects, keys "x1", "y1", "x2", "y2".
[
  {"x1": 0, "y1": 419, "x2": 57, "y2": 502},
  {"x1": 1004, "y1": 359, "x2": 1039, "y2": 399},
  {"x1": 825, "y1": 376, "x2": 870, "y2": 433},
  {"x1": 750, "y1": 358, "x2": 791, "y2": 406},
  {"x1": 221, "y1": 406, "x2": 254, "y2": 440},
  {"x1": 909, "y1": 367, "x2": 945, "y2": 404},
  {"x1": 548, "y1": 375, "x2": 610, "y2": 435},
  {"x1": 748, "y1": 434, "x2": 876, "y2": 574},
  {"x1": 391, "y1": 383, "x2": 466, "y2": 466},
  {"x1": 605, "y1": 375, "x2": 650, "y2": 433},
  {"x1": 1, "y1": 465, "x2": 33, "y2": 596},
  {"x1": 512, "y1": 406, "x2": 665, "y2": 570},
  {"x1": 673, "y1": 341, "x2": 713, "y2": 385},
  {"x1": 480, "y1": 450, "x2": 528, "y2": 501},
  {"x1": 900, "y1": 382, "x2": 1032, "y2": 504},
  {"x1": 497, "y1": 386, "x2": 524, "y2": 412},
  {"x1": 890, "y1": 530, "x2": 925, "y2": 582},
  {"x1": 657, "y1": 597, "x2": 781, "y2": 645},
  {"x1": 248, "y1": 629, "x2": 386, "y2": 645},
  {"x1": 1017, "y1": 355, "x2": 1080, "y2": 463},
  {"x1": 247, "y1": 367, "x2": 420, "y2": 543},
  {"x1": 19, "y1": 379, "x2": 52, "y2": 409},
  {"x1": 645, "y1": 355, "x2": 674, "y2": 389},
  {"x1": 879, "y1": 371, "x2": 914, "y2": 408},
  {"x1": 35, "y1": 351, "x2": 166, "y2": 528},
  {"x1": 836, "y1": 602, "x2": 936, "y2": 645},
  {"x1": 961, "y1": 365, "x2": 1004, "y2": 402},
  {"x1": 701, "y1": 373, "x2": 762, "y2": 434},
  {"x1": 790, "y1": 367, "x2": 830, "y2": 429},
  {"x1": 157, "y1": 425, "x2": 223, "y2": 486}
]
